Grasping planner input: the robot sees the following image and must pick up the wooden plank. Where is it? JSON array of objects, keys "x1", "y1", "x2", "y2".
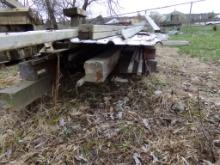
[
  {"x1": 0, "y1": 15, "x2": 31, "y2": 25},
  {"x1": 145, "y1": 15, "x2": 160, "y2": 32},
  {"x1": 79, "y1": 24, "x2": 125, "y2": 39},
  {"x1": 63, "y1": 7, "x2": 86, "y2": 17},
  {"x1": 0, "y1": 76, "x2": 52, "y2": 110},
  {"x1": 84, "y1": 49, "x2": 121, "y2": 83},
  {"x1": 162, "y1": 40, "x2": 190, "y2": 46},
  {"x1": 19, "y1": 58, "x2": 56, "y2": 81},
  {"x1": 137, "y1": 51, "x2": 143, "y2": 76},
  {"x1": 146, "y1": 59, "x2": 157, "y2": 73},
  {"x1": 121, "y1": 25, "x2": 144, "y2": 39},
  {"x1": 0, "y1": 0, "x2": 24, "y2": 8},
  {"x1": 0, "y1": 29, "x2": 78, "y2": 52},
  {"x1": 127, "y1": 49, "x2": 138, "y2": 73},
  {"x1": 0, "y1": 8, "x2": 30, "y2": 14}
]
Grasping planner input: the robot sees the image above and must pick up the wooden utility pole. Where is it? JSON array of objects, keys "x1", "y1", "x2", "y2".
[{"x1": 188, "y1": 2, "x2": 193, "y2": 27}]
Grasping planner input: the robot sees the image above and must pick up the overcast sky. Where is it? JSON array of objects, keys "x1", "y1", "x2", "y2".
[{"x1": 90, "y1": 0, "x2": 219, "y2": 17}]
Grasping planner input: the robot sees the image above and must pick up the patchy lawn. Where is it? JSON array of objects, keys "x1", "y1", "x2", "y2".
[{"x1": 171, "y1": 25, "x2": 220, "y2": 62}]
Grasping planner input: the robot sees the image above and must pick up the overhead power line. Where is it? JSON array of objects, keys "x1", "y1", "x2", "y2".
[{"x1": 106, "y1": 0, "x2": 206, "y2": 18}]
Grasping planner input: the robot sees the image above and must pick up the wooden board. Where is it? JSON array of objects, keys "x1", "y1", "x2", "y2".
[
  {"x1": 79, "y1": 24, "x2": 126, "y2": 39},
  {"x1": 0, "y1": 15, "x2": 31, "y2": 25},
  {"x1": 63, "y1": 8, "x2": 86, "y2": 17},
  {"x1": 0, "y1": 76, "x2": 52, "y2": 110},
  {"x1": 0, "y1": 29, "x2": 78, "y2": 52},
  {"x1": 1, "y1": 0, "x2": 24, "y2": 8},
  {"x1": 84, "y1": 49, "x2": 121, "y2": 82}
]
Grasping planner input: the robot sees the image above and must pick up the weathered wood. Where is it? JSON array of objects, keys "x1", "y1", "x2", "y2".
[
  {"x1": 19, "y1": 58, "x2": 56, "y2": 81},
  {"x1": 127, "y1": 49, "x2": 138, "y2": 73},
  {"x1": 146, "y1": 59, "x2": 157, "y2": 73},
  {"x1": 121, "y1": 25, "x2": 145, "y2": 39},
  {"x1": 0, "y1": 8, "x2": 31, "y2": 25},
  {"x1": 0, "y1": 8, "x2": 30, "y2": 14},
  {"x1": 0, "y1": 15, "x2": 31, "y2": 25},
  {"x1": 63, "y1": 8, "x2": 86, "y2": 17},
  {"x1": 84, "y1": 49, "x2": 121, "y2": 83},
  {"x1": 0, "y1": 76, "x2": 53, "y2": 110},
  {"x1": 0, "y1": 0, "x2": 22, "y2": 8},
  {"x1": 0, "y1": 29, "x2": 78, "y2": 52},
  {"x1": 143, "y1": 47, "x2": 156, "y2": 59},
  {"x1": 162, "y1": 40, "x2": 190, "y2": 46},
  {"x1": 137, "y1": 51, "x2": 144, "y2": 76},
  {"x1": 0, "y1": 0, "x2": 24, "y2": 8},
  {"x1": 63, "y1": 8, "x2": 86, "y2": 26},
  {"x1": 79, "y1": 24, "x2": 125, "y2": 39},
  {"x1": 145, "y1": 15, "x2": 160, "y2": 32}
]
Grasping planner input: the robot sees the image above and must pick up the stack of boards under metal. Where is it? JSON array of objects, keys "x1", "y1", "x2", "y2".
[
  {"x1": 0, "y1": 23, "x2": 159, "y2": 109},
  {"x1": 71, "y1": 24, "x2": 158, "y2": 84}
]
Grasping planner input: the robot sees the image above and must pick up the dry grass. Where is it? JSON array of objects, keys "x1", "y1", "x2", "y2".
[
  {"x1": 0, "y1": 65, "x2": 20, "y2": 89},
  {"x1": 0, "y1": 47, "x2": 219, "y2": 164}
]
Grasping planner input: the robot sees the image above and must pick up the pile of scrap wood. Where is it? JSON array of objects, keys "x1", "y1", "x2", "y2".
[{"x1": 0, "y1": 23, "x2": 159, "y2": 109}]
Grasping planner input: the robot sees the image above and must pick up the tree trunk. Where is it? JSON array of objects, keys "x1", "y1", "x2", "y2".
[
  {"x1": 82, "y1": 0, "x2": 89, "y2": 10},
  {"x1": 45, "y1": 0, "x2": 58, "y2": 29}
]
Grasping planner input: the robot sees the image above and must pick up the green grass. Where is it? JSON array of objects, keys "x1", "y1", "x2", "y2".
[{"x1": 170, "y1": 25, "x2": 220, "y2": 62}]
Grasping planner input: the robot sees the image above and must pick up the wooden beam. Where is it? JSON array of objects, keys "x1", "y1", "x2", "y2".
[
  {"x1": 0, "y1": 8, "x2": 30, "y2": 14},
  {"x1": 0, "y1": 76, "x2": 52, "y2": 110},
  {"x1": 19, "y1": 58, "x2": 56, "y2": 81},
  {"x1": 84, "y1": 49, "x2": 121, "y2": 83},
  {"x1": 0, "y1": 29, "x2": 78, "y2": 52},
  {"x1": 0, "y1": 0, "x2": 24, "y2": 8},
  {"x1": 162, "y1": 40, "x2": 190, "y2": 46},
  {"x1": 121, "y1": 25, "x2": 144, "y2": 39},
  {"x1": 79, "y1": 24, "x2": 125, "y2": 39},
  {"x1": 63, "y1": 8, "x2": 86, "y2": 17},
  {"x1": 145, "y1": 15, "x2": 160, "y2": 32},
  {"x1": 0, "y1": 15, "x2": 31, "y2": 25}
]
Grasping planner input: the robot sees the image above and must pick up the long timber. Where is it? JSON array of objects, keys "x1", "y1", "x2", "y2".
[
  {"x1": 0, "y1": 29, "x2": 78, "y2": 52},
  {"x1": 79, "y1": 24, "x2": 125, "y2": 39},
  {"x1": 145, "y1": 15, "x2": 160, "y2": 32},
  {"x1": 84, "y1": 49, "x2": 121, "y2": 82},
  {"x1": 0, "y1": 0, "x2": 24, "y2": 8},
  {"x1": 121, "y1": 23, "x2": 145, "y2": 39},
  {"x1": 0, "y1": 76, "x2": 53, "y2": 110}
]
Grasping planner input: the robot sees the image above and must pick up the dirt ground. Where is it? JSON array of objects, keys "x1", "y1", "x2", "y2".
[{"x1": 0, "y1": 47, "x2": 219, "y2": 164}]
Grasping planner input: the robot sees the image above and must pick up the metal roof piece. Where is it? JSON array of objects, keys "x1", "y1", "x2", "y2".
[{"x1": 71, "y1": 33, "x2": 159, "y2": 46}]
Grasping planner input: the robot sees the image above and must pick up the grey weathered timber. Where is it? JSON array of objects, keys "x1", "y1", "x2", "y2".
[
  {"x1": 127, "y1": 49, "x2": 138, "y2": 73},
  {"x1": 162, "y1": 40, "x2": 190, "y2": 46},
  {"x1": 0, "y1": 29, "x2": 78, "y2": 52},
  {"x1": 121, "y1": 24, "x2": 145, "y2": 39},
  {"x1": 0, "y1": 8, "x2": 31, "y2": 25},
  {"x1": 146, "y1": 59, "x2": 157, "y2": 73},
  {"x1": 63, "y1": 8, "x2": 86, "y2": 17},
  {"x1": 63, "y1": 8, "x2": 86, "y2": 26},
  {"x1": 145, "y1": 15, "x2": 160, "y2": 32},
  {"x1": 19, "y1": 58, "x2": 56, "y2": 81},
  {"x1": 84, "y1": 49, "x2": 121, "y2": 83},
  {"x1": 0, "y1": 76, "x2": 52, "y2": 110},
  {"x1": 79, "y1": 24, "x2": 125, "y2": 39},
  {"x1": 137, "y1": 52, "x2": 144, "y2": 76},
  {"x1": 0, "y1": 0, "x2": 24, "y2": 8}
]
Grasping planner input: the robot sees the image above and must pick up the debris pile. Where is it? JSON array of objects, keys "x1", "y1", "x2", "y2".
[{"x1": 0, "y1": 47, "x2": 219, "y2": 164}]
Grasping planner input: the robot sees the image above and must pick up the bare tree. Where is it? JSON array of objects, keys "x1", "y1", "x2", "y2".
[
  {"x1": 45, "y1": 0, "x2": 58, "y2": 29},
  {"x1": 21, "y1": 0, "x2": 119, "y2": 27}
]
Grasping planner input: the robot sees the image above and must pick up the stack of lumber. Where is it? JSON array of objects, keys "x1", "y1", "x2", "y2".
[{"x1": 78, "y1": 24, "x2": 145, "y2": 40}]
